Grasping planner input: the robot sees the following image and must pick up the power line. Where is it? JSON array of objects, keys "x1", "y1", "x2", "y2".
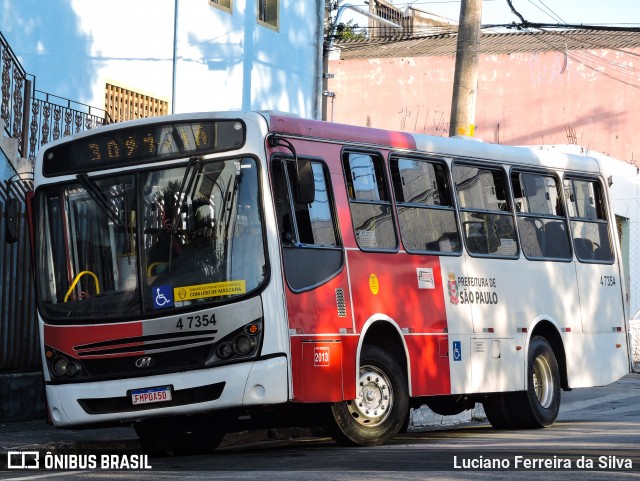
[
  {"x1": 531, "y1": 29, "x2": 640, "y2": 90},
  {"x1": 526, "y1": 0, "x2": 565, "y2": 24}
]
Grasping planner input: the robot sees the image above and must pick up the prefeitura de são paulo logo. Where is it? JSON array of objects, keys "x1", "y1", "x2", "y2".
[{"x1": 447, "y1": 272, "x2": 459, "y2": 304}]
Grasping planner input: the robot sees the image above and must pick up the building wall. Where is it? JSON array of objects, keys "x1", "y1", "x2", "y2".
[
  {"x1": 328, "y1": 48, "x2": 640, "y2": 162},
  {"x1": 0, "y1": 0, "x2": 322, "y2": 119}
]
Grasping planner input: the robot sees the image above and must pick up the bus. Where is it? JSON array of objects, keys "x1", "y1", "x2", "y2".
[{"x1": 16, "y1": 111, "x2": 631, "y2": 451}]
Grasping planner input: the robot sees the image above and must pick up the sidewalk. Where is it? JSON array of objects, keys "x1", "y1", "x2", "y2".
[{"x1": 1, "y1": 373, "x2": 637, "y2": 453}]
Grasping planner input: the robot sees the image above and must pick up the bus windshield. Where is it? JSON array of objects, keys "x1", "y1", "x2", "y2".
[{"x1": 35, "y1": 157, "x2": 266, "y2": 321}]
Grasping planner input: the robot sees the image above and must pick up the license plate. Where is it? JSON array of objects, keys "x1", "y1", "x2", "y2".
[{"x1": 131, "y1": 386, "x2": 172, "y2": 406}]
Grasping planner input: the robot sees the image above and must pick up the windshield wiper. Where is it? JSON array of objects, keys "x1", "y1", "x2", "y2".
[{"x1": 77, "y1": 173, "x2": 122, "y2": 226}]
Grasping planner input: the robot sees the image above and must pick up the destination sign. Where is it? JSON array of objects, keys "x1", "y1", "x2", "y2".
[{"x1": 42, "y1": 119, "x2": 245, "y2": 176}]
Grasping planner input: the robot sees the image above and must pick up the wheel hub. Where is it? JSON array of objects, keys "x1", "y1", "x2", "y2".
[
  {"x1": 533, "y1": 355, "x2": 554, "y2": 408},
  {"x1": 347, "y1": 366, "x2": 393, "y2": 427}
]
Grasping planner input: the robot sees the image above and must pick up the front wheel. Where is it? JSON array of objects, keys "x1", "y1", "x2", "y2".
[{"x1": 327, "y1": 346, "x2": 408, "y2": 446}]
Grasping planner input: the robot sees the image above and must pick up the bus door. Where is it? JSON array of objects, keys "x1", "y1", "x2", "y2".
[
  {"x1": 564, "y1": 176, "x2": 625, "y2": 333},
  {"x1": 270, "y1": 154, "x2": 351, "y2": 402}
]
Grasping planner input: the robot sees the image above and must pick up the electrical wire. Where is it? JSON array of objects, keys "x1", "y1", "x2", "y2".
[
  {"x1": 496, "y1": 0, "x2": 640, "y2": 89},
  {"x1": 526, "y1": 0, "x2": 565, "y2": 24},
  {"x1": 537, "y1": 29, "x2": 640, "y2": 89}
]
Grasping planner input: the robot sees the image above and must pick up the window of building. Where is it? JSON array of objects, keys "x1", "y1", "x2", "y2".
[
  {"x1": 272, "y1": 158, "x2": 342, "y2": 291},
  {"x1": 453, "y1": 164, "x2": 518, "y2": 257},
  {"x1": 390, "y1": 157, "x2": 460, "y2": 254},
  {"x1": 343, "y1": 152, "x2": 397, "y2": 251},
  {"x1": 208, "y1": 0, "x2": 232, "y2": 13},
  {"x1": 563, "y1": 177, "x2": 614, "y2": 263},
  {"x1": 511, "y1": 171, "x2": 571, "y2": 260},
  {"x1": 257, "y1": 0, "x2": 278, "y2": 30}
]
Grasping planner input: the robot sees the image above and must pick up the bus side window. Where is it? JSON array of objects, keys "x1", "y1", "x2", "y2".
[
  {"x1": 390, "y1": 157, "x2": 461, "y2": 254},
  {"x1": 343, "y1": 152, "x2": 397, "y2": 251},
  {"x1": 512, "y1": 171, "x2": 571, "y2": 261},
  {"x1": 563, "y1": 177, "x2": 614, "y2": 263},
  {"x1": 453, "y1": 164, "x2": 518, "y2": 257}
]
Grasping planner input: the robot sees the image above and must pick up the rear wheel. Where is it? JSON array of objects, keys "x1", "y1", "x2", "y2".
[
  {"x1": 523, "y1": 336, "x2": 561, "y2": 427},
  {"x1": 483, "y1": 336, "x2": 561, "y2": 429},
  {"x1": 327, "y1": 346, "x2": 408, "y2": 446},
  {"x1": 134, "y1": 414, "x2": 225, "y2": 455}
]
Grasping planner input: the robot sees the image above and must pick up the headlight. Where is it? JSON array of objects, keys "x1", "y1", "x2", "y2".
[
  {"x1": 207, "y1": 319, "x2": 263, "y2": 364},
  {"x1": 234, "y1": 335, "x2": 254, "y2": 355},
  {"x1": 52, "y1": 357, "x2": 69, "y2": 376},
  {"x1": 46, "y1": 348, "x2": 83, "y2": 379}
]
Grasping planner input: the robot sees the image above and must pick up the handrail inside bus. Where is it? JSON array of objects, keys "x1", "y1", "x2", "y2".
[
  {"x1": 64, "y1": 270, "x2": 101, "y2": 302},
  {"x1": 147, "y1": 262, "x2": 168, "y2": 277}
]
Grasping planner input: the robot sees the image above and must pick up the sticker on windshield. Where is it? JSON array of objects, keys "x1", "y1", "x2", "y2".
[
  {"x1": 174, "y1": 280, "x2": 247, "y2": 304},
  {"x1": 153, "y1": 285, "x2": 175, "y2": 309}
]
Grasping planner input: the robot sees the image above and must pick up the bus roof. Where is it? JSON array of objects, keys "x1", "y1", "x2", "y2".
[{"x1": 265, "y1": 113, "x2": 602, "y2": 175}]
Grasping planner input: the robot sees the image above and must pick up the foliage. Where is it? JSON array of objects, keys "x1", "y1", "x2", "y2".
[{"x1": 333, "y1": 19, "x2": 366, "y2": 40}]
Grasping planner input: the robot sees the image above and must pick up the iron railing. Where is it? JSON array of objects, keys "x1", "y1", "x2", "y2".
[
  {"x1": 1, "y1": 30, "x2": 110, "y2": 164},
  {"x1": 0, "y1": 30, "x2": 31, "y2": 159},
  {"x1": 28, "y1": 91, "x2": 109, "y2": 162}
]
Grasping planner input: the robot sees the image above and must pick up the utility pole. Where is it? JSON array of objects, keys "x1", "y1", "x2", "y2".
[{"x1": 449, "y1": 0, "x2": 482, "y2": 137}]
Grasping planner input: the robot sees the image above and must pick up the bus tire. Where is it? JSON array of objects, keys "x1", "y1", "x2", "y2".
[
  {"x1": 483, "y1": 393, "x2": 516, "y2": 429},
  {"x1": 134, "y1": 414, "x2": 225, "y2": 455},
  {"x1": 327, "y1": 345, "x2": 409, "y2": 446},
  {"x1": 484, "y1": 336, "x2": 561, "y2": 430},
  {"x1": 519, "y1": 335, "x2": 561, "y2": 427}
]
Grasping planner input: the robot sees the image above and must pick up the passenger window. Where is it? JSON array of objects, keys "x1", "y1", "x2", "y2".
[
  {"x1": 391, "y1": 157, "x2": 461, "y2": 254},
  {"x1": 512, "y1": 172, "x2": 571, "y2": 260},
  {"x1": 563, "y1": 177, "x2": 614, "y2": 263},
  {"x1": 453, "y1": 164, "x2": 518, "y2": 257},
  {"x1": 272, "y1": 158, "x2": 343, "y2": 291},
  {"x1": 343, "y1": 152, "x2": 397, "y2": 251}
]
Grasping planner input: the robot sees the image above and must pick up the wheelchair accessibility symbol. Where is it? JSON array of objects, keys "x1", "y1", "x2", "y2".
[
  {"x1": 453, "y1": 341, "x2": 462, "y2": 361},
  {"x1": 153, "y1": 285, "x2": 174, "y2": 309}
]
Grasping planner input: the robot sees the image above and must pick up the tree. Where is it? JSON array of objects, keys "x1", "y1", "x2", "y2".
[{"x1": 334, "y1": 19, "x2": 366, "y2": 40}]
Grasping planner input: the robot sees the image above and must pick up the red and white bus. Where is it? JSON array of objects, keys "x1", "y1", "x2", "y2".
[{"x1": 23, "y1": 111, "x2": 631, "y2": 451}]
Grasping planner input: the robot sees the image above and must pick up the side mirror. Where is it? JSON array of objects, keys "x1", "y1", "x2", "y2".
[
  {"x1": 294, "y1": 158, "x2": 315, "y2": 205},
  {"x1": 5, "y1": 197, "x2": 20, "y2": 244}
]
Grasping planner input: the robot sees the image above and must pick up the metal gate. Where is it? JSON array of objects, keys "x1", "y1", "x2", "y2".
[{"x1": 0, "y1": 176, "x2": 38, "y2": 371}]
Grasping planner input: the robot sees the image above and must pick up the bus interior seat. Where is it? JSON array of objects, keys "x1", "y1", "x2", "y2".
[
  {"x1": 519, "y1": 218, "x2": 543, "y2": 257},
  {"x1": 543, "y1": 221, "x2": 570, "y2": 259},
  {"x1": 593, "y1": 223, "x2": 613, "y2": 261},
  {"x1": 574, "y1": 237, "x2": 595, "y2": 260},
  {"x1": 463, "y1": 221, "x2": 488, "y2": 254}
]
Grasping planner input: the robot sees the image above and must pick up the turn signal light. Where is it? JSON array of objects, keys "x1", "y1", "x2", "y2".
[{"x1": 245, "y1": 324, "x2": 260, "y2": 335}]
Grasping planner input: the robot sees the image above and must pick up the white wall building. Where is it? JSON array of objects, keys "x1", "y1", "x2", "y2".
[{"x1": 0, "y1": 0, "x2": 323, "y2": 118}]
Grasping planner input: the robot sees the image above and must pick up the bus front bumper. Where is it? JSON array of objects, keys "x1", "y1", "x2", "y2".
[{"x1": 45, "y1": 356, "x2": 289, "y2": 427}]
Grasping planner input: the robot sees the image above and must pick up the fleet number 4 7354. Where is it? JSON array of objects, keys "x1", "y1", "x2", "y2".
[
  {"x1": 600, "y1": 275, "x2": 616, "y2": 287},
  {"x1": 176, "y1": 313, "x2": 216, "y2": 330}
]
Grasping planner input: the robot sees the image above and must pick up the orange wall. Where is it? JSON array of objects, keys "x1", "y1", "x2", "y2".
[{"x1": 328, "y1": 49, "x2": 639, "y2": 162}]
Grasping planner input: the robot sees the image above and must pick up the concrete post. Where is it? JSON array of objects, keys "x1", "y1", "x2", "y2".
[{"x1": 449, "y1": 0, "x2": 482, "y2": 137}]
